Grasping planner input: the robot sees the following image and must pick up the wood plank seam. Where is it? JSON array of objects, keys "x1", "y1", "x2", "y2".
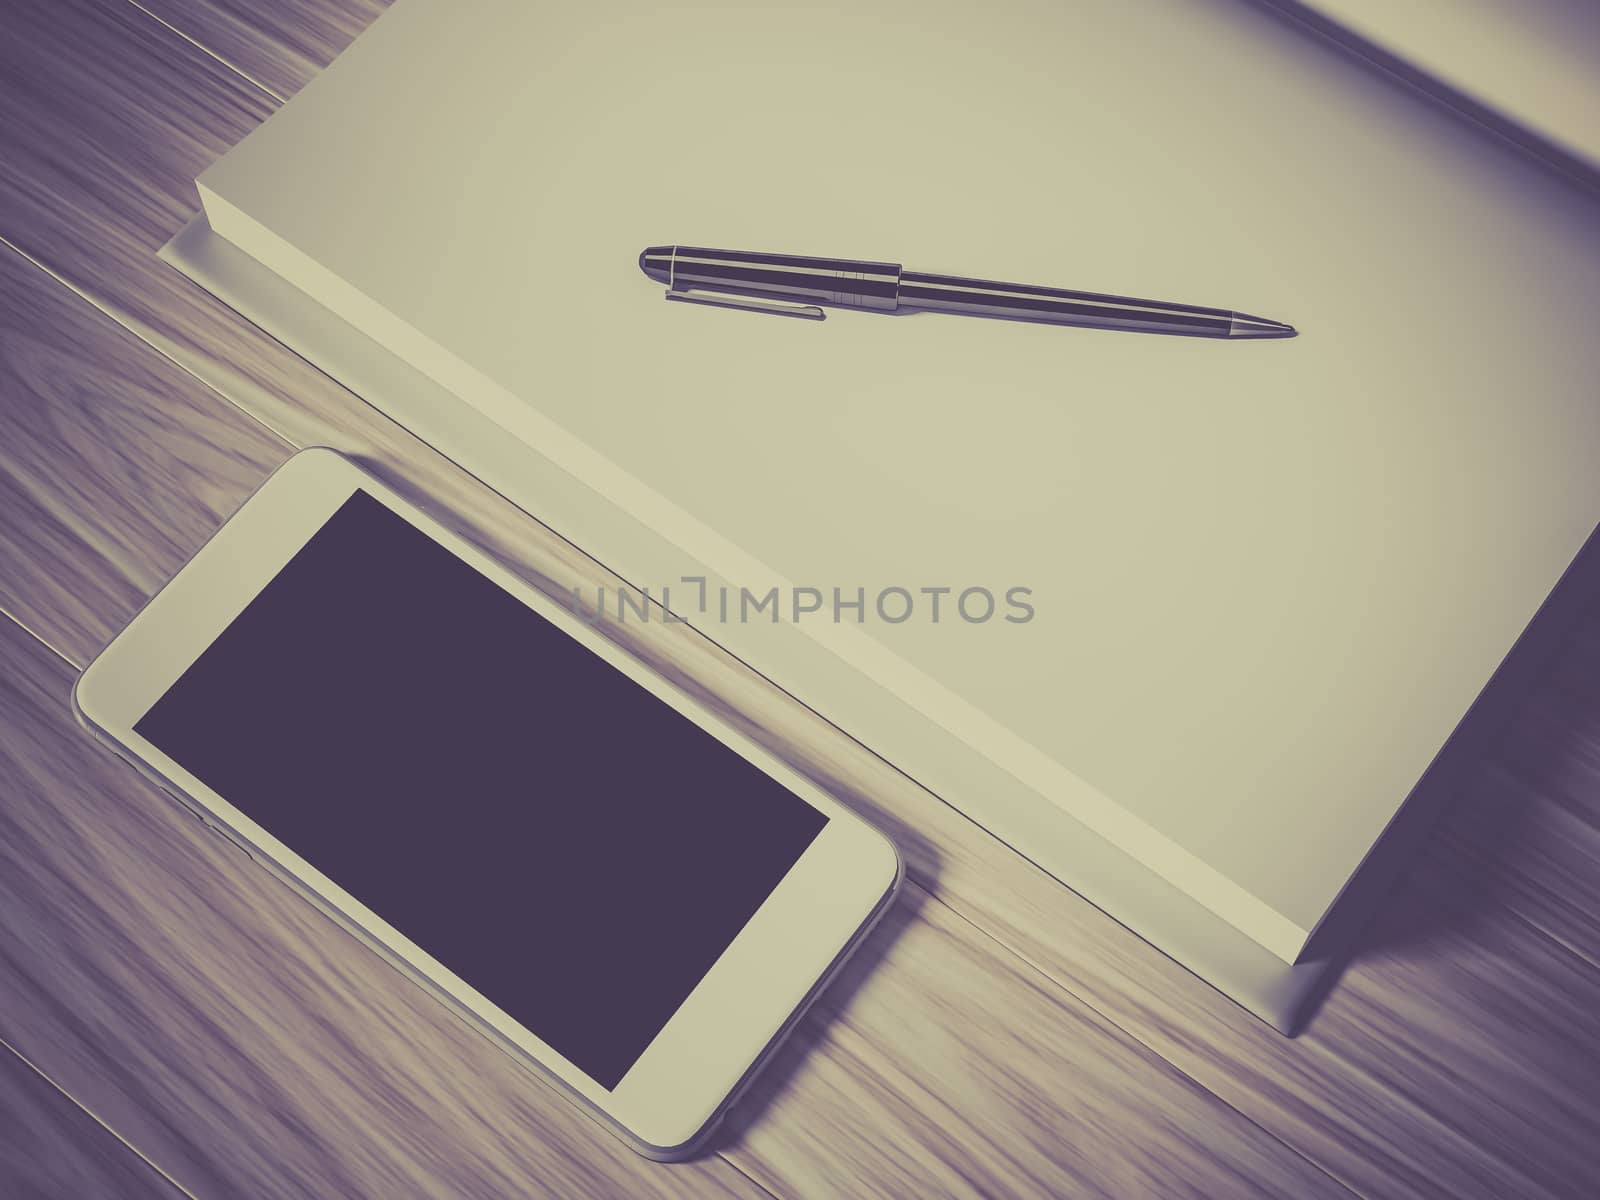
[
  {"x1": 0, "y1": 597, "x2": 76, "y2": 673},
  {"x1": 0, "y1": 1033, "x2": 198, "y2": 1200},
  {"x1": 126, "y1": 0, "x2": 291, "y2": 104},
  {"x1": 0, "y1": 232, "x2": 299, "y2": 457}
]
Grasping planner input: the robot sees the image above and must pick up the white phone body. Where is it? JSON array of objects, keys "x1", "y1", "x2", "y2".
[{"x1": 73, "y1": 447, "x2": 902, "y2": 1159}]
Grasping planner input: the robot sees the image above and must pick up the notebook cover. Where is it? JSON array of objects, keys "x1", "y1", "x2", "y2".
[{"x1": 186, "y1": 0, "x2": 1600, "y2": 963}]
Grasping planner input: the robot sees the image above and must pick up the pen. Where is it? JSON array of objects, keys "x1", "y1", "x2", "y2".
[{"x1": 639, "y1": 245, "x2": 1294, "y2": 339}]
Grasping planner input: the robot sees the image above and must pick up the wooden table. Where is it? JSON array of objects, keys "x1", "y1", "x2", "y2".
[{"x1": 2, "y1": 2, "x2": 1597, "y2": 1196}]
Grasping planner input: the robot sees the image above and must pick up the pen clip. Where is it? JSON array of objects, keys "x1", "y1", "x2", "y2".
[{"x1": 664, "y1": 287, "x2": 826, "y2": 320}]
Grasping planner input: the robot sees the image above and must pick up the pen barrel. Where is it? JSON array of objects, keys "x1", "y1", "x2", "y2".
[
  {"x1": 669, "y1": 246, "x2": 901, "y2": 311},
  {"x1": 894, "y1": 271, "x2": 1234, "y2": 336}
]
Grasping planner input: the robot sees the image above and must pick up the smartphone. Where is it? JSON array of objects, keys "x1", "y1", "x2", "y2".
[{"x1": 73, "y1": 448, "x2": 902, "y2": 1159}]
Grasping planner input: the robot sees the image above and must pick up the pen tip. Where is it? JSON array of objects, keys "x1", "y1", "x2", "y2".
[{"x1": 1228, "y1": 313, "x2": 1297, "y2": 339}]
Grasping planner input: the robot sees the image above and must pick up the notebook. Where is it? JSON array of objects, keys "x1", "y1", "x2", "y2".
[{"x1": 168, "y1": 0, "x2": 1600, "y2": 1028}]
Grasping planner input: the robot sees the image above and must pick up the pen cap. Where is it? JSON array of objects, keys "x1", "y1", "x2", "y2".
[
  {"x1": 642, "y1": 245, "x2": 902, "y2": 311},
  {"x1": 639, "y1": 246, "x2": 674, "y2": 284}
]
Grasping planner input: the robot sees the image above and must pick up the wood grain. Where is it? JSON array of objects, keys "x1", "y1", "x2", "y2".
[
  {"x1": 0, "y1": 1040, "x2": 185, "y2": 1199},
  {"x1": 134, "y1": 0, "x2": 389, "y2": 101},
  {"x1": 1433, "y1": 768, "x2": 1600, "y2": 972},
  {"x1": 0, "y1": 243, "x2": 287, "y2": 662},
  {"x1": 0, "y1": 0, "x2": 1596, "y2": 1196},
  {"x1": 1315, "y1": 876, "x2": 1600, "y2": 1200},
  {"x1": 726, "y1": 898, "x2": 1351, "y2": 1199}
]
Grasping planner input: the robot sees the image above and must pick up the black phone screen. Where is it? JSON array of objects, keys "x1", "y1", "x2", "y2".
[{"x1": 135, "y1": 489, "x2": 827, "y2": 1090}]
